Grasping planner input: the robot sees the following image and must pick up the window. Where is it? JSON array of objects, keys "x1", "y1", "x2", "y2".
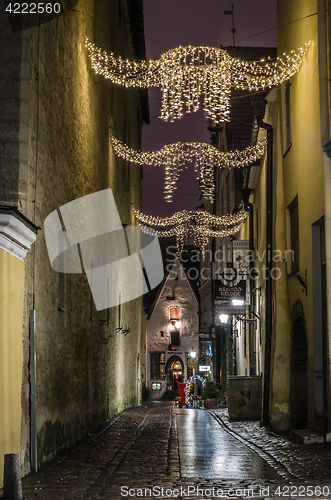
[
  {"x1": 287, "y1": 196, "x2": 299, "y2": 273},
  {"x1": 150, "y1": 352, "x2": 165, "y2": 380},
  {"x1": 169, "y1": 306, "x2": 180, "y2": 321},
  {"x1": 170, "y1": 331, "x2": 180, "y2": 346}
]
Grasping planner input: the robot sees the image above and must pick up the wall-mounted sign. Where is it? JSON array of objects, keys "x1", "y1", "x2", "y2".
[
  {"x1": 199, "y1": 366, "x2": 211, "y2": 372},
  {"x1": 152, "y1": 383, "x2": 161, "y2": 390},
  {"x1": 215, "y1": 280, "x2": 246, "y2": 301},
  {"x1": 214, "y1": 303, "x2": 246, "y2": 315},
  {"x1": 187, "y1": 359, "x2": 198, "y2": 370},
  {"x1": 206, "y1": 343, "x2": 213, "y2": 358},
  {"x1": 233, "y1": 240, "x2": 250, "y2": 266}
]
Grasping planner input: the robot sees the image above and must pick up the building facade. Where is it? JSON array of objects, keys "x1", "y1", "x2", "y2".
[
  {"x1": 146, "y1": 257, "x2": 199, "y2": 399},
  {"x1": 0, "y1": 0, "x2": 148, "y2": 482},
  {"x1": 234, "y1": 0, "x2": 331, "y2": 434}
]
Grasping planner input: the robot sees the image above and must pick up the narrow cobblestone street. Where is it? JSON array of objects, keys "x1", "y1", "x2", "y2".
[{"x1": 20, "y1": 402, "x2": 331, "y2": 500}]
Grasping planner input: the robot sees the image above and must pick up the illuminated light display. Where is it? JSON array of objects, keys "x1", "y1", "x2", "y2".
[
  {"x1": 86, "y1": 39, "x2": 310, "y2": 122},
  {"x1": 135, "y1": 208, "x2": 248, "y2": 254},
  {"x1": 111, "y1": 137, "x2": 266, "y2": 202}
]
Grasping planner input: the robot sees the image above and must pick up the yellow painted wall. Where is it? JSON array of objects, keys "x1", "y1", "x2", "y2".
[
  {"x1": 237, "y1": 0, "x2": 326, "y2": 431},
  {"x1": 0, "y1": 248, "x2": 25, "y2": 488},
  {"x1": 278, "y1": 0, "x2": 325, "y2": 429}
]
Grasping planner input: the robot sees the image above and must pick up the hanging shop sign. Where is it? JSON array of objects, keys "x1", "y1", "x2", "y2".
[
  {"x1": 215, "y1": 279, "x2": 246, "y2": 301},
  {"x1": 187, "y1": 359, "x2": 198, "y2": 370},
  {"x1": 233, "y1": 240, "x2": 250, "y2": 268},
  {"x1": 215, "y1": 303, "x2": 246, "y2": 315},
  {"x1": 199, "y1": 366, "x2": 211, "y2": 372}
]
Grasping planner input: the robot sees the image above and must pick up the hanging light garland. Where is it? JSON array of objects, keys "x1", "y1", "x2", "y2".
[
  {"x1": 86, "y1": 39, "x2": 310, "y2": 122},
  {"x1": 135, "y1": 208, "x2": 248, "y2": 254},
  {"x1": 112, "y1": 137, "x2": 266, "y2": 202},
  {"x1": 185, "y1": 375, "x2": 206, "y2": 406}
]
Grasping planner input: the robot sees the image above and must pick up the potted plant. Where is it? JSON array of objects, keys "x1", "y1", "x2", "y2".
[
  {"x1": 202, "y1": 379, "x2": 217, "y2": 409},
  {"x1": 142, "y1": 383, "x2": 150, "y2": 400}
]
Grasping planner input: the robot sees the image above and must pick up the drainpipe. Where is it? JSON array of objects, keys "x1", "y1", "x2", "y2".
[
  {"x1": 253, "y1": 100, "x2": 273, "y2": 427},
  {"x1": 243, "y1": 193, "x2": 255, "y2": 375},
  {"x1": 318, "y1": 0, "x2": 331, "y2": 431}
]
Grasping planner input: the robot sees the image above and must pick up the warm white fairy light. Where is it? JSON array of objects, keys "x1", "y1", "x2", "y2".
[
  {"x1": 86, "y1": 39, "x2": 310, "y2": 122},
  {"x1": 112, "y1": 137, "x2": 266, "y2": 202},
  {"x1": 135, "y1": 208, "x2": 248, "y2": 254}
]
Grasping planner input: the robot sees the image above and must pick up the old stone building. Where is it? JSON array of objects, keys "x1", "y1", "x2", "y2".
[
  {"x1": 0, "y1": 0, "x2": 149, "y2": 483},
  {"x1": 146, "y1": 257, "x2": 199, "y2": 399}
]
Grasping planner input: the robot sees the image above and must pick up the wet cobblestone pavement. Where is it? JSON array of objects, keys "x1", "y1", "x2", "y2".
[
  {"x1": 211, "y1": 409, "x2": 331, "y2": 482},
  {"x1": 17, "y1": 402, "x2": 331, "y2": 499}
]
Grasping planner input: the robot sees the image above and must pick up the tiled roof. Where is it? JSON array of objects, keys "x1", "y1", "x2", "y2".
[{"x1": 223, "y1": 46, "x2": 277, "y2": 151}]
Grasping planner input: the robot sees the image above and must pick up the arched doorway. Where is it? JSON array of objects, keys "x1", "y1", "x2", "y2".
[
  {"x1": 290, "y1": 306, "x2": 308, "y2": 429},
  {"x1": 166, "y1": 356, "x2": 184, "y2": 390}
]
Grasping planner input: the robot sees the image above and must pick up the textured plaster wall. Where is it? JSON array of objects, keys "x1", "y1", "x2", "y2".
[{"x1": 0, "y1": 0, "x2": 144, "y2": 476}]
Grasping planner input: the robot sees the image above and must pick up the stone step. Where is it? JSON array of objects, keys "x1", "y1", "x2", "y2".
[
  {"x1": 160, "y1": 390, "x2": 180, "y2": 400},
  {"x1": 290, "y1": 428, "x2": 324, "y2": 445}
]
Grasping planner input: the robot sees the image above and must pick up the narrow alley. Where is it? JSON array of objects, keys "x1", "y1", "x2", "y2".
[{"x1": 21, "y1": 402, "x2": 331, "y2": 500}]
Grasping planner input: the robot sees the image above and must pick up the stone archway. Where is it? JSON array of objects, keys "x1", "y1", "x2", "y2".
[
  {"x1": 290, "y1": 301, "x2": 308, "y2": 429},
  {"x1": 165, "y1": 355, "x2": 184, "y2": 390}
]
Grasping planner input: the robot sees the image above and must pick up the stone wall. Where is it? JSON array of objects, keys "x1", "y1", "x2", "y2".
[{"x1": 0, "y1": 0, "x2": 147, "y2": 476}]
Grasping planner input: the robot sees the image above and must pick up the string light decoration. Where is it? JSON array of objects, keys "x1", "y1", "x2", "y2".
[
  {"x1": 86, "y1": 39, "x2": 310, "y2": 122},
  {"x1": 112, "y1": 137, "x2": 266, "y2": 202},
  {"x1": 135, "y1": 208, "x2": 248, "y2": 254},
  {"x1": 185, "y1": 375, "x2": 206, "y2": 406}
]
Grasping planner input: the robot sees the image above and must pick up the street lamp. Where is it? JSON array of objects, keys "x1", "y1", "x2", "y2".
[{"x1": 219, "y1": 314, "x2": 229, "y2": 324}]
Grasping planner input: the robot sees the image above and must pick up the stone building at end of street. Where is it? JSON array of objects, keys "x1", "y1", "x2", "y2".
[{"x1": 146, "y1": 257, "x2": 200, "y2": 399}]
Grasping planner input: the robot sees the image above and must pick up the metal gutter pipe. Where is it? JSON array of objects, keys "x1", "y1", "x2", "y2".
[
  {"x1": 318, "y1": 0, "x2": 331, "y2": 430},
  {"x1": 246, "y1": 200, "x2": 256, "y2": 375},
  {"x1": 253, "y1": 100, "x2": 273, "y2": 426}
]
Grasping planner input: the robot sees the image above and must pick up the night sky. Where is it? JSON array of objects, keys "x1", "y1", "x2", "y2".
[{"x1": 141, "y1": 0, "x2": 277, "y2": 216}]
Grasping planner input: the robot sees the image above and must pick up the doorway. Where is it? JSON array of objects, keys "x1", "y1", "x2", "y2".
[
  {"x1": 166, "y1": 356, "x2": 184, "y2": 390},
  {"x1": 290, "y1": 312, "x2": 308, "y2": 429},
  {"x1": 171, "y1": 360, "x2": 183, "y2": 390}
]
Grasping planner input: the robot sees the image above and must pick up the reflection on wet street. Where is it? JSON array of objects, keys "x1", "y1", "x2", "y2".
[{"x1": 177, "y1": 409, "x2": 281, "y2": 480}]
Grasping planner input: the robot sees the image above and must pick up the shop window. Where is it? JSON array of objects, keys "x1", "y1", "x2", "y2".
[{"x1": 150, "y1": 352, "x2": 165, "y2": 380}]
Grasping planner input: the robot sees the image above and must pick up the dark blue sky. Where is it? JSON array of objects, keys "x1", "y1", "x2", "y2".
[{"x1": 141, "y1": 0, "x2": 277, "y2": 216}]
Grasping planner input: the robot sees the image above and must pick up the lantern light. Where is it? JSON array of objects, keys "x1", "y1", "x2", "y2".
[{"x1": 219, "y1": 314, "x2": 229, "y2": 324}]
